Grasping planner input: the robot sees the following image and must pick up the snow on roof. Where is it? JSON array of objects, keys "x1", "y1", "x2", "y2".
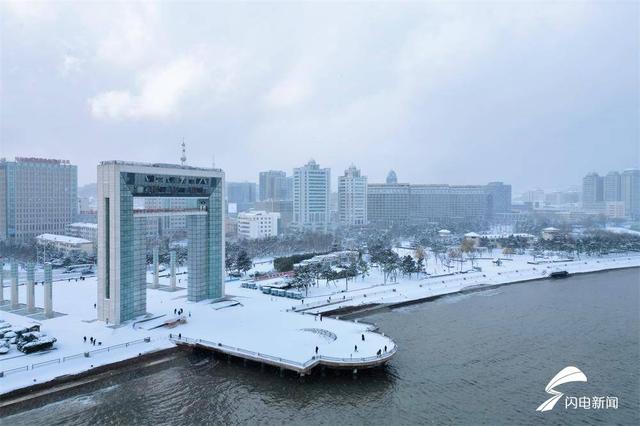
[
  {"x1": 438, "y1": 229, "x2": 451, "y2": 234},
  {"x1": 480, "y1": 233, "x2": 536, "y2": 239},
  {"x1": 68, "y1": 222, "x2": 97, "y2": 229},
  {"x1": 36, "y1": 234, "x2": 92, "y2": 245},
  {"x1": 542, "y1": 227, "x2": 560, "y2": 232},
  {"x1": 464, "y1": 232, "x2": 480, "y2": 237}
]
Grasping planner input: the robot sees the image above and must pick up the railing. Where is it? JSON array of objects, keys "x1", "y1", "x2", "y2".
[
  {"x1": 171, "y1": 336, "x2": 397, "y2": 371},
  {"x1": 0, "y1": 337, "x2": 152, "y2": 378}
]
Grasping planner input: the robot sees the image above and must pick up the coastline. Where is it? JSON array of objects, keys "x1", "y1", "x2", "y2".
[
  {"x1": 1, "y1": 257, "x2": 638, "y2": 411},
  {"x1": 332, "y1": 264, "x2": 640, "y2": 319}
]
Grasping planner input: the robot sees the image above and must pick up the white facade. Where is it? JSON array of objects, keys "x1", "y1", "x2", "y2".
[
  {"x1": 237, "y1": 210, "x2": 280, "y2": 239},
  {"x1": 338, "y1": 165, "x2": 367, "y2": 226},
  {"x1": 36, "y1": 233, "x2": 94, "y2": 255},
  {"x1": 292, "y1": 160, "x2": 330, "y2": 232},
  {"x1": 66, "y1": 222, "x2": 98, "y2": 242}
]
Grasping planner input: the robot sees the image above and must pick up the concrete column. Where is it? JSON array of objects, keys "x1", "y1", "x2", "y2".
[
  {"x1": 11, "y1": 261, "x2": 19, "y2": 308},
  {"x1": 0, "y1": 261, "x2": 4, "y2": 303},
  {"x1": 26, "y1": 263, "x2": 35, "y2": 313},
  {"x1": 44, "y1": 263, "x2": 53, "y2": 318},
  {"x1": 153, "y1": 247, "x2": 159, "y2": 288},
  {"x1": 170, "y1": 250, "x2": 177, "y2": 289}
]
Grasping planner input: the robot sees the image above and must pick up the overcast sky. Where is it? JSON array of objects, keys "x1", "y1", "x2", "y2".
[{"x1": 1, "y1": 1, "x2": 637, "y2": 193}]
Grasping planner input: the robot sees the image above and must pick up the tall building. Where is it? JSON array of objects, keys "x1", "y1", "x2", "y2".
[
  {"x1": 621, "y1": 169, "x2": 640, "y2": 219},
  {"x1": 368, "y1": 177, "x2": 498, "y2": 225},
  {"x1": 226, "y1": 181, "x2": 257, "y2": 213},
  {"x1": 292, "y1": 160, "x2": 330, "y2": 232},
  {"x1": 485, "y1": 182, "x2": 512, "y2": 213},
  {"x1": 386, "y1": 170, "x2": 398, "y2": 184},
  {"x1": 604, "y1": 171, "x2": 622, "y2": 202},
  {"x1": 237, "y1": 210, "x2": 280, "y2": 239},
  {"x1": 0, "y1": 157, "x2": 77, "y2": 243},
  {"x1": 259, "y1": 170, "x2": 292, "y2": 201},
  {"x1": 338, "y1": 165, "x2": 368, "y2": 226},
  {"x1": 582, "y1": 172, "x2": 604, "y2": 211},
  {"x1": 368, "y1": 183, "x2": 411, "y2": 225}
]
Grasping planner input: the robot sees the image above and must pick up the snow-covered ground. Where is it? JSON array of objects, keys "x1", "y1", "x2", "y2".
[
  {"x1": 0, "y1": 267, "x2": 393, "y2": 396},
  {"x1": 1, "y1": 252, "x2": 638, "y2": 397},
  {"x1": 275, "y1": 253, "x2": 640, "y2": 315}
]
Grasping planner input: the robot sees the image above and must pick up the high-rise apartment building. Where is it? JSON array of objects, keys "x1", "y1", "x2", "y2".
[
  {"x1": 0, "y1": 157, "x2": 77, "y2": 243},
  {"x1": 292, "y1": 160, "x2": 330, "y2": 232},
  {"x1": 582, "y1": 172, "x2": 604, "y2": 211},
  {"x1": 604, "y1": 171, "x2": 622, "y2": 202},
  {"x1": 338, "y1": 165, "x2": 367, "y2": 226},
  {"x1": 621, "y1": 169, "x2": 640, "y2": 219}
]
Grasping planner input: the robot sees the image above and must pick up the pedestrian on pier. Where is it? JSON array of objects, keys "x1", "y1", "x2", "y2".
[
  {"x1": 354, "y1": 345, "x2": 358, "y2": 352},
  {"x1": 384, "y1": 345, "x2": 387, "y2": 352},
  {"x1": 320, "y1": 315, "x2": 323, "y2": 322},
  {"x1": 377, "y1": 349, "x2": 381, "y2": 356},
  {"x1": 315, "y1": 346, "x2": 318, "y2": 354},
  {"x1": 361, "y1": 334, "x2": 365, "y2": 341},
  {"x1": 178, "y1": 333, "x2": 182, "y2": 339},
  {"x1": 83, "y1": 336, "x2": 87, "y2": 343},
  {"x1": 174, "y1": 308, "x2": 177, "y2": 315},
  {"x1": 94, "y1": 303, "x2": 96, "y2": 309}
]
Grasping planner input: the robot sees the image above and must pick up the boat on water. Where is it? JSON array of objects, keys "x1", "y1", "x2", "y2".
[{"x1": 549, "y1": 270, "x2": 570, "y2": 279}]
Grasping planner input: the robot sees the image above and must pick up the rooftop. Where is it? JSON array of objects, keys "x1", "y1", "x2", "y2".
[{"x1": 36, "y1": 234, "x2": 92, "y2": 245}]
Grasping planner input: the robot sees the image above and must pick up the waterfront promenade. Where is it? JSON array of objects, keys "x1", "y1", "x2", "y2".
[{"x1": 1, "y1": 253, "x2": 638, "y2": 400}]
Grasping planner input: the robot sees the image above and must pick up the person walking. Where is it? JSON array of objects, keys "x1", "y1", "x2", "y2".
[
  {"x1": 384, "y1": 345, "x2": 387, "y2": 352},
  {"x1": 361, "y1": 334, "x2": 365, "y2": 341},
  {"x1": 354, "y1": 345, "x2": 358, "y2": 352},
  {"x1": 83, "y1": 336, "x2": 87, "y2": 343},
  {"x1": 315, "y1": 346, "x2": 319, "y2": 354}
]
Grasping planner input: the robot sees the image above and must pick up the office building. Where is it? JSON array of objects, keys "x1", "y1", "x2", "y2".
[
  {"x1": 259, "y1": 170, "x2": 292, "y2": 201},
  {"x1": 227, "y1": 181, "x2": 257, "y2": 213},
  {"x1": 254, "y1": 199, "x2": 293, "y2": 232},
  {"x1": 237, "y1": 210, "x2": 280, "y2": 239},
  {"x1": 485, "y1": 182, "x2": 512, "y2": 213},
  {"x1": 292, "y1": 160, "x2": 330, "y2": 232},
  {"x1": 367, "y1": 175, "x2": 499, "y2": 225},
  {"x1": 143, "y1": 197, "x2": 195, "y2": 237},
  {"x1": 338, "y1": 165, "x2": 368, "y2": 226},
  {"x1": 65, "y1": 222, "x2": 98, "y2": 243},
  {"x1": 0, "y1": 157, "x2": 77, "y2": 243},
  {"x1": 36, "y1": 233, "x2": 94, "y2": 256}
]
